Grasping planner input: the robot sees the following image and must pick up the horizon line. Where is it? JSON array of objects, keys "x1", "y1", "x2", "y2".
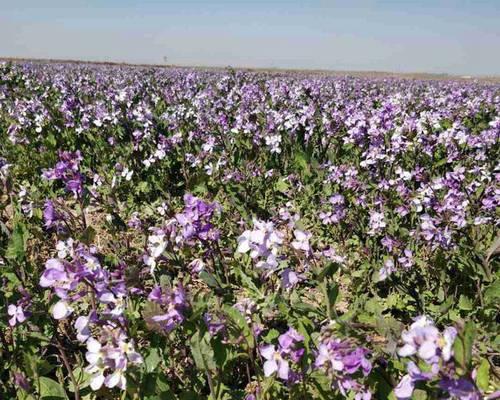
[{"x1": 2, "y1": 56, "x2": 499, "y2": 82}]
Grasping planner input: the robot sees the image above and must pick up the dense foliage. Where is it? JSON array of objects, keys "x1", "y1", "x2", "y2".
[{"x1": 0, "y1": 61, "x2": 499, "y2": 400}]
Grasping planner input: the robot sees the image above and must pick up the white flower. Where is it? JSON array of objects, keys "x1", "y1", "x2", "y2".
[
  {"x1": 291, "y1": 229, "x2": 311, "y2": 253},
  {"x1": 75, "y1": 316, "x2": 91, "y2": 342},
  {"x1": 441, "y1": 327, "x2": 457, "y2": 361},
  {"x1": 236, "y1": 219, "x2": 284, "y2": 271},
  {"x1": 156, "y1": 202, "x2": 168, "y2": 216},
  {"x1": 121, "y1": 167, "x2": 133, "y2": 181},
  {"x1": 378, "y1": 259, "x2": 395, "y2": 281},
  {"x1": 85, "y1": 338, "x2": 106, "y2": 391},
  {"x1": 204, "y1": 163, "x2": 214, "y2": 176},
  {"x1": 236, "y1": 231, "x2": 252, "y2": 253},
  {"x1": 105, "y1": 369, "x2": 126, "y2": 389},
  {"x1": 56, "y1": 238, "x2": 74, "y2": 259},
  {"x1": 188, "y1": 258, "x2": 205, "y2": 273},
  {"x1": 148, "y1": 234, "x2": 167, "y2": 259},
  {"x1": 52, "y1": 300, "x2": 73, "y2": 320},
  {"x1": 368, "y1": 211, "x2": 386, "y2": 235}
]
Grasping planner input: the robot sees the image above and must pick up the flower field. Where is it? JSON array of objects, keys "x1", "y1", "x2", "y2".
[{"x1": 0, "y1": 61, "x2": 499, "y2": 399}]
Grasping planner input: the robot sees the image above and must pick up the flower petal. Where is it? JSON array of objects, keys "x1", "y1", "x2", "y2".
[{"x1": 52, "y1": 300, "x2": 72, "y2": 320}]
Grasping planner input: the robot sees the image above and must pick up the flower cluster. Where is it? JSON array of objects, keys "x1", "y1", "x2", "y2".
[
  {"x1": 174, "y1": 193, "x2": 221, "y2": 244},
  {"x1": 42, "y1": 150, "x2": 84, "y2": 197},
  {"x1": 39, "y1": 238, "x2": 143, "y2": 388},
  {"x1": 319, "y1": 194, "x2": 347, "y2": 225},
  {"x1": 315, "y1": 332, "x2": 372, "y2": 399},
  {"x1": 260, "y1": 328, "x2": 305, "y2": 384},
  {"x1": 85, "y1": 328, "x2": 142, "y2": 391},
  {"x1": 237, "y1": 219, "x2": 285, "y2": 271},
  {"x1": 395, "y1": 316, "x2": 481, "y2": 400},
  {"x1": 147, "y1": 285, "x2": 187, "y2": 332},
  {"x1": 7, "y1": 287, "x2": 31, "y2": 327},
  {"x1": 1, "y1": 62, "x2": 498, "y2": 399}
]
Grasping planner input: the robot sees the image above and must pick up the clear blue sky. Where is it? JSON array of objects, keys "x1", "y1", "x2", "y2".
[{"x1": 1, "y1": 0, "x2": 499, "y2": 76}]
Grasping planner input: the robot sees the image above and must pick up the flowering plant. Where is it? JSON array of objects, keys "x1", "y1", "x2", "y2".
[{"x1": 0, "y1": 61, "x2": 498, "y2": 399}]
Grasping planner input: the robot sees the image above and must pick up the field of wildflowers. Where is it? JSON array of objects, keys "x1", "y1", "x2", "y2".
[{"x1": 0, "y1": 61, "x2": 499, "y2": 399}]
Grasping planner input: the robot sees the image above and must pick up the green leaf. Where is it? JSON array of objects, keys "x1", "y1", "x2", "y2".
[
  {"x1": 6, "y1": 219, "x2": 28, "y2": 261},
  {"x1": 262, "y1": 329, "x2": 280, "y2": 343},
  {"x1": 223, "y1": 305, "x2": 255, "y2": 348},
  {"x1": 26, "y1": 332, "x2": 52, "y2": 344},
  {"x1": 68, "y1": 367, "x2": 90, "y2": 392},
  {"x1": 190, "y1": 331, "x2": 216, "y2": 372},
  {"x1": 199, "y1": 271, "x2": 221, "y2": 290},
  {"x1": 179, "y1": 391, "x2": 198, "y2": 400},
  {"x1": 296, "y1": 319, "x2": 312, "y2": 349},
  {"x1": 275, "y1": 179, "x2": 289, "y2": 193},
  {"x1": 136, "y1": 181, "x2": 150, "y2": 194},
  {"x1": 79, "y1": 226, "x2": 96, "y2": 245},
  {"x1": 292, "y1": 301, "x2": 322, "y2": 317},
  {"x1": 484, "y1": 279, "x2": 500, "y2": 304},
  {"x1": 458, "y1": 295, "x2": 473, "y2": 311},
  {"x1": 144, "y1": 347, "x2": 162, "y2": 373},
  {"x1": 212, "y1": 338, "x2": 228, "y2": 368},
  {"x1": 484, "y1": 235, "x2": 500, "y2": 264},
  {"x1": 235, "y1": 269, "x2": 262, "y2": 296},
  {"x1": 45, "y1": 133, "x2": 57, "y2": 148},
  {"x1": 413, "y1": 389, "x2": 428, "y2": 400},
  {"x1": 327, "y1": 283, "x2": 339, "y2": 309},
  {"x1": 39, "y1": 377, "x2": 67, "y2": 399},
  {"x1": 316, "y1": 262, "x2": 339, "y2": 281},
  {"x1": 454, "y1": 321, "x2": 475, "y2": 370},
  {"x1": 476, "y1": 358, "x2": 490, "y2": 391}
]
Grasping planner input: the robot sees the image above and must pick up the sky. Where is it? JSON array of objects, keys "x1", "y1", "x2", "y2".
[{"x1": 1, "y1": 0, "x2": 499, "y2": 76}]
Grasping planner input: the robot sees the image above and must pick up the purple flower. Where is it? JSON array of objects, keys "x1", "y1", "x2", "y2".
[
  {"x1": 381, "y1": 236, "x2": 398, "y2": 252},
  {"x1": 397, "y1": 248, "x2": 414, "y2": 269},
  {"x1": 75, "y1": 315, "x2": 92, "y2": 342},
  {"x1": 278, "y1": 328, "x2": 305, "y2": 363},
  {"x1": 39, "y1": 259, "x2": 68, "y2": 288},
  {"x1": 7, "y1": 304, "x2": 28, "y2": 326},
  {"x1": 368, "y1": 211, "x2": 386, "y2": 235},
  {"x1": 398, "y1": 316, "x2": 456, "y2": 364},
  {"x1": 379, "y1": 258, "x2": 395, "y2": 281},
  {"x1": 43, "y1": 200, "x2": 57, "y2": 228},
  {"x1": 291, "y1": 229, "x2": 312, "y2": 253},
  {"x1": 204, "y1": 313, "x2": 226, "y2": 337},
  {"x1": 13, "y1": 372, "x2": 30, "y2": 391},
  {"x1": 394, "y1": 374, "x2": 414, "y2": 399},
  {"x1": 42, "y1": 151, "x2": 85, "y2": 197},
  {"x1": 148, "y1": 285, "x2": 187, "y2": 332},
  {"x1": 188, "y1": 258, "x2": 205, "y2": 273},
  {"x1": 85, "y1": 327, "x2": 142, "y2": 391},
  {"x1": 394, "y1": 361, "x2": 438, "y2": 399},
  {"x1": 281, "y1": 268, "x2": 301, "y2": 290},
  {"x1": 237, "y1": 219, "x2": 284, "y2": 271},
  {"x1": 259, "y1": 327, "x2": 305, "y2": 383},
  {"x1": 7, "y1": 287, "x2": 32, "y2": 326},
  {"x1": 319, "y1": 194, "x2": 346, "y2": 224},
  {"x1": 260, "y1": 344, "x2": 290, "y2": 380},
  {"x1": 175, "y1": 194, "x2": 220, "y2": 244},
  {"x1": 315, "y1": 337, "x2": 371, "y2": 376},
  {"x1": 127, "y1": 212, "x2": 142, "y2": 229},
  {"x1": 439, "y1": 378, "x2": 481, "y2": 400},
  {"x1": 315, "y1": 334, "x2": 372, "y2": 398},
  {"x1": 52, "y1": 300, "x2": 73, "y2": 320}
]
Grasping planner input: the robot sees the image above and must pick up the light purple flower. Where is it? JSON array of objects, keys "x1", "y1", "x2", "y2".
[
  {"x1": 8, "y1": 304, "x2": 27, "y2": 327},
  {"x1": 260, "y1": 344, "x2": 290, "y2": 380}
]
